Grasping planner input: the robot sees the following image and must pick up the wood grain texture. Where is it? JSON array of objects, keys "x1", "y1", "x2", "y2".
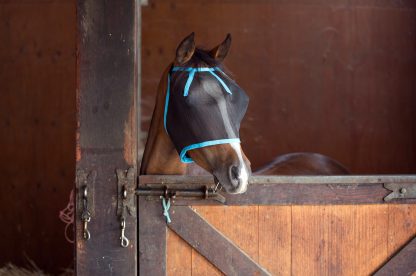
[
  {"x1": 292, "y1": 205, "x2": 389, "y2": 276},
  {"x1": 139, "y1": 175, "x2": 416, "y2": 206},
  {"x1": 76, "y1": 0, "x2": 137, "y2": 274},
  {"x1": 374, "y1": 236, "x2": 416, "y2": 276},
  {"x1": 139, "y1": 199, "x2": 167, "y2": 276},
  {"x1": 387, "y1": 205, "x2": 416, "y2": 256},
  {"x1": 374, "y1": 204, "x2": 416, "y2": 275},
  {"x1": 192, "y1": 206, "x2": 259, "y2": 275},
  {"x1": 258, "y1": 206, "x2": 292, "y2": 275},
  {"x1": 0, "y1": 1, "x2": 76, "y2": 273},
  {"x1": 167, "y1": 229, "x2": 192, "y2": 276},
  {"x1": 165, "y1": 204, "x2": 416, "y2": 275},
  {"x1": 168, "y1": 206, "x2": 270, "y2": 276}
]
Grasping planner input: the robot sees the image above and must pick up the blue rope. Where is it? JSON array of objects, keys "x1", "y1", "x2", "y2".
[{"x1": 162, "y1": 198, "x2": 171, "y2": 223}]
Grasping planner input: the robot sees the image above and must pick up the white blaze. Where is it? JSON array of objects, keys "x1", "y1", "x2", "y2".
[
  {"x1": 203, "y1": 78, "x2": 249, "y2": 193},
  {"x1": 230, "y1": 142, "x2": 249, "y2": 193}
]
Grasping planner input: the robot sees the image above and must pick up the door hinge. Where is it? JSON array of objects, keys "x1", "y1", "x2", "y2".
[{"x1": 384, "y1": 183, "x2": 416, "y2": 202}]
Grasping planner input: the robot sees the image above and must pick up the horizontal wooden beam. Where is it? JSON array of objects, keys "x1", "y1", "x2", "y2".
[
  {"x1": 138, "y1": 175, "x2": 416, "y2": 205},
  {"x1": 168, "y1": 206, "x2": 271, "y2": 276},
  {"x1": 374, "y1": 235, "x2": 416, "y2": 276},
  {"x1": 140, "y1": 175, "x2": 416, "y2": 185}
]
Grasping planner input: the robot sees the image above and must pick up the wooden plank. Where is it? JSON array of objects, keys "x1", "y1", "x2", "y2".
[
  {"x1": 387, "y1": 205, "x2": 416, "y2": 254},
  {"x1": 167, "y1": 229, "x2": 192, "y2": 276},
  {"x1": 75, "y1": 0, "x2": 137, "y2": 274},
  {"x1": 373, "y1": 204, "x2": 416, "y2": 275},
  {"x1": 140, "y1": 175, "x2": 416, "y2": 185},
  {"x1": 139, "y1": 175, "x2": 416, "y2": 205},
  {"x1": 374, "y1": 236, "x2": 416, "y2": 276},
  {"x1": 291, "y1": 206, "x2": 330, "y2": 275},
  {"x1": 291, "y1": 205, "x2": 388, "y2": 275},
  {"x1": 327, "y1": 205, "x2": 389, "y2": 275},
  {"x1": 138, "y1": 199, "x2": 167, "y2": 276},
  {"x1": 191, "y1": 250, "x2": 223, "y2": 276},
  {"x1": 192, "y1": 206, "x2": 259, "y2": 276},
  {"x1": 167, "y1": 206, "x2": 271, "y2": 276},
  {"x1": 258, "y1": 206, "x2": 292, "y2": 275}
]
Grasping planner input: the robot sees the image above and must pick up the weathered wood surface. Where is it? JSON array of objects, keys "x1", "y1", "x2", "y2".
[
  {"x1": 292, "y1": 205, "x2": 388, "y2": 275},
  {"x1": 166, "y1": 205, "x2": 416, "y2": 276},
  {"x1": 141, "y1": 176, "x2": 416, "y2": 275},
  {"x1": 168, "y1": 206, "x2": 271, "y2": 276},
  {"x1": 374, "y1": 236, "x2": 416, "y2": 276},
  {"x1": 258, "y1": 206, "x2": 292, "y2": 275},
  {"x1": 167, "y1": 230, "x2": 194, "y2": 275},
  {"x1": 138, "y1": 199, "x2": 167, "y2": 276},
  {"x1": 139, "y1": 175, "x2": 416, "y2": 205},
  {"x1": 76, "y1": 0, "x2": 138, "y2": 274}
]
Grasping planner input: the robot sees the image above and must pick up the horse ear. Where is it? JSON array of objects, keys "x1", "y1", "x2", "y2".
[
  {"x1": 175, "y1": 32, "x2": 196, "y2": 64},
  {"x1": 209, "y1": 33, "x2": 232, "y2": 62}
]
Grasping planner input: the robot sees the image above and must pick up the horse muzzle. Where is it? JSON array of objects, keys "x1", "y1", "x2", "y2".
[{"x1": 214, "y1": 163, "x2": 251, "y2": 194}]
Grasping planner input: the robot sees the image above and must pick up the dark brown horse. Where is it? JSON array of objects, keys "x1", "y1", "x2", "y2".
[{"x1": 140, "y1": 33, "x2": 348, "y2": 194}]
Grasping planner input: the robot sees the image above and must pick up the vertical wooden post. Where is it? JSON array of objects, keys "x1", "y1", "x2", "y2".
[
  {"x1": 76, "y1": 0, "x2": 138, "y2": 274},
  {"x1": 138, "y1": 199, "x2": 167, "y2": 275}
]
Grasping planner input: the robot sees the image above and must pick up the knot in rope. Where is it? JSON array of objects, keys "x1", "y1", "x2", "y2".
[{"x1": 162, "y1": 197, "x2": 172, "y2": 223}]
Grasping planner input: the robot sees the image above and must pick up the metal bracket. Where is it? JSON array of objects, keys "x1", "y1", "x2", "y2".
[
  {"x1": 116, "y1": 168, "x2": 136, "y2": 247},
  {"x1": 76, "y1": 169, "x2": 97, "y2": 240},
  {"x1": 384, "y1": 183, "x2": 416, "y2": 202}
]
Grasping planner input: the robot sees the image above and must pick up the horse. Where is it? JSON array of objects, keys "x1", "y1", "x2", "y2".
[{"x1": 140, "y1": 33, "x2": 349, "y2": 194}]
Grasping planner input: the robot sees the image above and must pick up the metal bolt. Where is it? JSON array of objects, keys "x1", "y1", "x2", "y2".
[{"x1": 83, "y1": 185, "x2": 88, "y2": 198}]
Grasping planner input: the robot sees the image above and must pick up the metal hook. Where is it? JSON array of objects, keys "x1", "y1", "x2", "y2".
[
  {"x1": 120, "y1": 217, "x2": 129, "y2": 247},
  {"x1": 83, "y1": 223, "x2": 91, "y2": 240},
  {"x1": 81, "y1": 210, "x2": 91, "y2": 240}
]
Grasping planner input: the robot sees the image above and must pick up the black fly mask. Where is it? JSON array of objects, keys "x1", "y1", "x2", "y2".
[{"x1": 163, "y1": 65, "x2": 249, "y2": 163}]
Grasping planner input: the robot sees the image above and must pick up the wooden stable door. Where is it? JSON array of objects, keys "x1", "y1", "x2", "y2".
[
  {"x1": 167, "y1": 205, "x2": 416, "y2": 275},
  {"x1": 138, "y1": 176, "x2": 416, "y2": 276},
  {"x1": 75, "y1": 1, "x2": 416, "y2": 275}
]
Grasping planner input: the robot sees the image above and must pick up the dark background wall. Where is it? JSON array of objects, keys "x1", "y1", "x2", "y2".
[
  {"x1": 141, "y1": 0, "x2": 416, "y2": 174},
  {"x1": 0, "y1": 0, "x2": 415, "y2": 274},
  {"x1": 0, "y1": 0, "x2": 76, "y2": 273}
]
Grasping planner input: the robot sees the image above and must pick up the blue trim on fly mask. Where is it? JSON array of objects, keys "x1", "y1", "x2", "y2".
[
  {"x1": 163, "y1": 66, "x2": 238, "y2": 163},
  {"x1": 163, "y1": 72, "x2": 171, "y2": 131},
  {"x1": 180, "y1": 138, "x2": 241, "y2": 163},
  {"x1": 171, "y1": 67, "x2": 232, "y2": 96}
]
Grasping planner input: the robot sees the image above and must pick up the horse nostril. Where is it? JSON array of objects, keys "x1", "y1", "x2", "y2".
[
  {"x1": 229, "y1": 165, "x2": 240, "y2": 187},
  {"x1": 231, "y1": 165, "x2": 240, "y2": 179}
]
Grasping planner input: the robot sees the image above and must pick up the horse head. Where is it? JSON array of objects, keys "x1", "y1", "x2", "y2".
[{"x1": 143, "y1": 33, "x2": 251, "y2": 194}]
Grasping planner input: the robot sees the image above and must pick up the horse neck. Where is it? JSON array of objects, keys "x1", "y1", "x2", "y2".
[{"x1": 140, "y1": 65, "x2": 187, "y2": 175}]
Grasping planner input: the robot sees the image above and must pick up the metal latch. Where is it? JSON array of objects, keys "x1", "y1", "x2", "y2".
[
  {"x1": 116, "y1": 168, "x2": 136, "y2": 248},
  {"x1": 384, "y1": 183, "x2": 416, "y2": 201},
  {"x1": 136, "y1": 186, "x2": 226, "y2": 204},
  {"x1": 76, "y1": 169, "x2": 96, "y2": 241}
]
